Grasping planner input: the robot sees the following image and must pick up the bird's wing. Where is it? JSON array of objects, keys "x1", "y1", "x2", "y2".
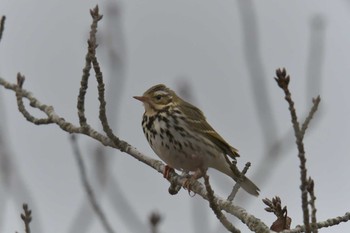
[{"x1": 178, "y1": 99, "x2": 240, "y2": 159}]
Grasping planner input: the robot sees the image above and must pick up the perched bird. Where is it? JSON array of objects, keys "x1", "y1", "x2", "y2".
[{"x1": 134, "y1": 84, "x2": 259, "y2": 196}]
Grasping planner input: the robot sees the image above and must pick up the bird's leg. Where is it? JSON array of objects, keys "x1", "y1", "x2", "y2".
[{"x1": 163, "y1": 165, "x2": 174, "y2": 179}]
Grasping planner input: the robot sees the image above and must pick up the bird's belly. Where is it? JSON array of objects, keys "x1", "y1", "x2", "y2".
[
  {"x1": 148, "y1": 128, "x2": 218, "y2": 172},
  {"x1": 151, "y1": 139, "x2": 203, "y2": 171},
  {"x1": 143, "y1": 112, "x2": 221, "y2": 172}
]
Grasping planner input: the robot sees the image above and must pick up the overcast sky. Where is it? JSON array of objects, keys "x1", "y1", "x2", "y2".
[{"x1": 1, "y1": 1, "x2": 350, "y2": 233}]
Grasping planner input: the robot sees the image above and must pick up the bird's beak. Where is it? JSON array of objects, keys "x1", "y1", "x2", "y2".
[{"x1": 133, "y1": 96, "x2": 148, "y2": 103}]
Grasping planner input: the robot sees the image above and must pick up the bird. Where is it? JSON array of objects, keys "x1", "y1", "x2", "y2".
[{"x1": 134, "y1": 84, "x2": 259, "y2": 196}]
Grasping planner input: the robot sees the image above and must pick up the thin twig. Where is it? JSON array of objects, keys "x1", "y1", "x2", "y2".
[
  {"x1": 227, "y1": 162, "x2": 251, "y2": 201},
  {"x1": 0, "y1": 16, "x2": 5, "y2": 42},
  {"x1": 300, "y1": 97, "x2": 321, "y2": 137},
  {"x1": 307, "y1": 178, "x2": 318, "y2": 233},
  {"x1": 204, "y1": 174, "x2": 240, "y2": 233},
  {"x1": 281, "y1": 212, "x2": 350, "y2": 233},
  {"x1": 77, "y1": 41, "x2": 92, "y2": 127},
  {"x1": 70, "y1": 135, "x2": 116, "y2": 233},
  {"x1": 15, "y1": 73, "x2": 54, "y2": 125},
  {"x1": 20, "y1": 203, "x2": 32, "y2": 233},
  {"x1": 0, "y1": 77, "x2": 118, "y2": 147},
  {"x1": 275, "y1": 68, "x2": 311, "y2": 232},
  {"x1": 77, "y1": 6, "x2": 102, "y2": 127},
  {"x1": 87, "y1": 7, "x2": 126, "y2": 152}
]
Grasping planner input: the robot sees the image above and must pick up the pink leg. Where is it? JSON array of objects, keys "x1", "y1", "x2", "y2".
[{"x1": 163, "y1": 165, "x2": 174, "y2": 179}]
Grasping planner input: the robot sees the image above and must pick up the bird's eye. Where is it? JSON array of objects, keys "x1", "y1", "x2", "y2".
[{"x1": 155, "y1": 95, "x2": 162, "y2": 100}]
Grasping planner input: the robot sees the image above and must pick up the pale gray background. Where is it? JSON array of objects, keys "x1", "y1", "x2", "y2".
[{"x1": 1, "y1": 0, "x2": 350, "y2": 233}]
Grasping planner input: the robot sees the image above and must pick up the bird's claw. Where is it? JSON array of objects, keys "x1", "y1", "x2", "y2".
[{"x1": 182, "y1": 177, "x2": 196, "y2": 197}]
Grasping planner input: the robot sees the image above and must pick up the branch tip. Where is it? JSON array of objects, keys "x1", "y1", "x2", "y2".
[
  {"x1": 263, "y1": 197, "x2": 291, "y2": 231},
  {"x1": 90, "y1": 5, "x2": 103, "y2": 21},
  {"x1": 275, "y1": 68, "x2": 290, "y2": 89},
  {"x1": 20, "y1": 203, "x2": 32, "y2": 233},
  {"x1": 307, "y1": 177, "x2": 314, "y2": 192},
  {"x1": 313, "y1": 95, "x2": 321, "y2": 104},
  {"x1": 17, "y1": 73, "x2": 25, "y2": 88}
]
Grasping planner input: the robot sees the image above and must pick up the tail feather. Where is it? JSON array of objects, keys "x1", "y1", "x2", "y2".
[
  {"x1": 239, "y1": 176, "x2": 260, "y2": 196},
  {"x1": 212, "y1": 160, "x2": 260, "y2": 196},
  {"x1": 229, "y1": 164, "x2": 260, "y2": 196}
]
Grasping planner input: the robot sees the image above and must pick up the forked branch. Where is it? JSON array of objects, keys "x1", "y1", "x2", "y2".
[{"x1": 275, "y1": 68, "x2": 321, "y2": 233}]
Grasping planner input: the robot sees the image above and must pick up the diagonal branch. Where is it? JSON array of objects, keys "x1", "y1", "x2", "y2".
[
  {"x1": 227, "y1": 162, "x2": 251, "y2": 201},
  {"x1": 300, "y1": 97, "x2": 321, "y2": 137},
  {"x1": 204, "y1": 174, "x2": 240, "y2": 233},
  {"x1": 70, "y1": 135, "x2": 116, "y2": 233},
  {"x1": 281, "y1": 212, "x2": 350, "y2": 233}
]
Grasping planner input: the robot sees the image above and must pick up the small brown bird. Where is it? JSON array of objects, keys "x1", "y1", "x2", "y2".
[{"x1": 134, "y1": 84, "x2": 259, "y2": 196}]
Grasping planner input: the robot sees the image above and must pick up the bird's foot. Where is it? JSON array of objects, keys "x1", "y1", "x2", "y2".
[
  {"x1": 182, "y1": 168, "x2": 206, "y2": 197},
  {"x1": 182, "y1": 177, "x2": 196, "y2": 197}
]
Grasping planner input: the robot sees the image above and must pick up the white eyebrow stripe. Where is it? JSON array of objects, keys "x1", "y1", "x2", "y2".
[{"x1": 154, "y1": 90, "x2": 169, "y2": 96}]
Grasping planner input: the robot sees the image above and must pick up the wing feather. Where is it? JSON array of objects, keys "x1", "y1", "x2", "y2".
[{"x1": 177, "y1": 99, "x2": 240, "y2": 158}]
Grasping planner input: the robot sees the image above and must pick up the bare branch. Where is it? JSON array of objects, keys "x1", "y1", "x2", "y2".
[
  {"x1": 281, "y1": 212, "x2": 350, "y2": 233},
  {"x1": 20, "y1": 203, "x2": 32, "y2": 233},
  {"x1": 15, "y1": 73, "x2": 54, "y2": 125},
  {"x1": 227, "y1": 162, "x2": 251, "y2": 201},
  {"x1": 83, "y1": 6, "x2": 126, "y2": 152},
  {"x1": 1, "y1": 76, "x2": 114, "y2": 144},
  {"x1": 0, "y1": 16, "x2": 5, "y2": 42},
  {"x1": 77, "y1": 5, "x2": 103, "y2": 127},
  {"x1": 300, "y1": 96, "x2": 321, "y2": 137},
  {"x1": 275, "y1": 68, "x2": 311, "y2": 232},
  {"x1": 70, "y1": 135, "x2": 116, "y2": 233},
  {"x1": 204, "y1": 174, "x2": 240, "y2": 233},
  {"x1": 306, "y1": 178, "x2": 318, "y2": 233}
]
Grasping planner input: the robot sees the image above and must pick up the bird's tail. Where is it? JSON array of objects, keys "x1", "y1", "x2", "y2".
[
  {"x1": 229, "y1": 164, "x2": 260, "y2": 196},
  {"x1": 236, "y1": 175, "x2": 260, "y2": 196},
  {"x1": 213, "y1": 161, "x2": 260, "y2": 196}
]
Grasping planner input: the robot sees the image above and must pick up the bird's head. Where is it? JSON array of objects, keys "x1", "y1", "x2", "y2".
[{"x1": 133, "y1": 84, "x2": 179, "y2": 115}]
